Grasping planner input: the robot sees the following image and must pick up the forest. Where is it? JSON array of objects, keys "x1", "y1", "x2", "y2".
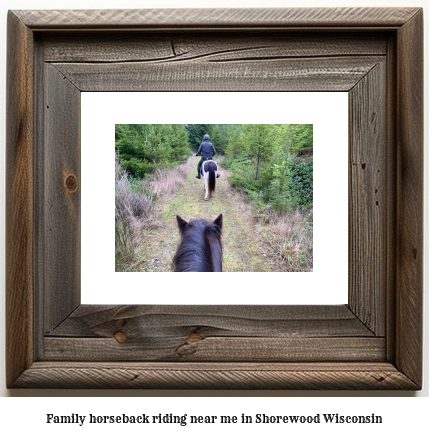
[
  {"x1": 115, "y1": 124, "x2": 190, "y2": 177},
  {"x1": 115, "y1": 123, "x2": 313, "y2": 272},
  {"x1": 188, "y1": 124, "x2": 313, "y2": 213},
  {"x1": 115, "y1": 123, "x2": 313, "y2": 213}
]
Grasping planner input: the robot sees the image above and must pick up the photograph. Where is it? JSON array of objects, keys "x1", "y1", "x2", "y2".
[{"x1": 115, "y1": 123, "x2": 313, "y2": 273}]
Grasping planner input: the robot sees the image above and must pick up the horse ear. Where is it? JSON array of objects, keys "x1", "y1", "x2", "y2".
[
  {"x1": 213, "y1": 214, "x2": 223, "y2": 229},
  {"x1": 176, "y1": 215, "x2": 188, "y2": 234}
]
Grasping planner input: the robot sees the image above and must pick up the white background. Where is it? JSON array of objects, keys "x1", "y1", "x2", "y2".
[
  {"x1": 0, "y1": 0, "x2": 428, "y2": 429},
  {"x1": 82, "y1": 92, "x2": 348, "y2": 305}
]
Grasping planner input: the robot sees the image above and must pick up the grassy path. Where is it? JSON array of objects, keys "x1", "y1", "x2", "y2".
[{"x1": 138, "y1": 156, "x2": 273, "y2": 272}]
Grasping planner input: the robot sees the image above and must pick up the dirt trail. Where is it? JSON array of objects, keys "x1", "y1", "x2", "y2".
[{"x1": 138, "y1": 156, "x2": 274, "y2": 272}]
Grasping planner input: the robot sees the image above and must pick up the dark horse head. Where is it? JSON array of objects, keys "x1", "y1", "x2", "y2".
[{"x1": 173, "y1": 214, "x2": 223, "y2": 272}]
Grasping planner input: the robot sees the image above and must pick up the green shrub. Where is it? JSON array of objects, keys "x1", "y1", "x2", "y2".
[
  {"x1": 226, "y1": 156, "x2": 312, "y2": 212},
  {"x1": 289, "y1": 159, "x2": 313, "y2": 209},
  {"x1": 227, "y1": 158, "x2": 259, "y2": 193}
]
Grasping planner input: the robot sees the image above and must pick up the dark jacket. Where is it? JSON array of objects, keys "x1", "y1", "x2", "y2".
[{"x1": 197, "y1": 140, "x2": 216, "y2": 160}]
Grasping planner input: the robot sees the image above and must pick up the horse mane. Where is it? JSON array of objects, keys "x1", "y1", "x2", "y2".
[{"x1": 173, "y1": 215, "x2": 222, "y2": 272}]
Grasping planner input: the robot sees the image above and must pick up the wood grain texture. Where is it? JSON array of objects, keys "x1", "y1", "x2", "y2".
[
  {"x1": 44, "y1": 305, "x2": 381, "y2": 362},
  {"x1": 6, "y1": 11, "x2": 35, "y2": 388},
  {"x1": 348, "y1": 61, "x2": 386, "y2": 335},
  {"x1": 395, "y1": 9, "x2": 424, "y2": 388},
  {"x1": 384, "y1": 33, "x2": 398, "y2": 364},
  {"x1": 42, "y1": 33, "x2": 388, "y2": 63},
  {"x1": 52, "y1": 56, "x2": 383, "y2": 92},
  {"x1": 14, "y1": 8, "x2": 420, "y2": 29},
  {"x1": 6, "y1": 8, "x2": 423, "y2": 390},
  {"x1": 44, "y1": 337, "x2": 385, "y2": 362},
  {"x1": 47, "y1": 305, "x2": 375, "y2": 338},
  {"x1": 11, "y1": 362, "x2": 419, "y2": 390},
  {"x1": 43, "y1": 64, "x2": 81, "y2": 333}
]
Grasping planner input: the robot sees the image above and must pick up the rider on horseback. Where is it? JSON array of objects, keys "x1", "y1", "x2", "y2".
[{"x1": 195, "y1": 134, "x2": 220, "y2": 179}]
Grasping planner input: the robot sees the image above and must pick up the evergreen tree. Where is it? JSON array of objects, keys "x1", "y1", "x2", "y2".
[
  {"x1": 223, "y1": 123, "x2": 313, "y2": 211},
  {"x1": 115, "y1": 124, "x2": 190, "y2": 178},
  {"x1": 186, "y1": 124, "x2": 209, "y2": 151},
  {"x1": 245, "y1": 124, "x2": 273, "y2": 181},
  {"x1": 225, "y1": 125, "x2": 244, "y2": 159}
]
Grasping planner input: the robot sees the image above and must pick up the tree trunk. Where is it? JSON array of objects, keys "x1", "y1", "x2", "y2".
[{"x1": 255, "y1": 150, "x2": 260, "y2": 181}]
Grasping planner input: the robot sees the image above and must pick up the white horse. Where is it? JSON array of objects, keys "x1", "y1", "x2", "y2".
[{"x1": 201, "y1": 160, "x2": 219, "y2": 201}]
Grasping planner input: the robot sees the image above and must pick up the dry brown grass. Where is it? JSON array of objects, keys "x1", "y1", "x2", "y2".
[
  {"x1": 222, "y1": 164, "x2": 313, "y2": 272},
  {"x1": 115, "y1": 155, "x2": 194, "y2": 271},
  {"x1": 255, "y1": 208, "x2": 313, "y2": 272},
  {"x1": 116, "y1": 155, "x2": 312, "y2": 272},
  {"x1": 146, "y1": 157, "x2": 194, "y2": 200}
]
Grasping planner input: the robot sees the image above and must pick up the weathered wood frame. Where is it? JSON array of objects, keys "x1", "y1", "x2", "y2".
[{"x1": 6, "y1": 8, "x2": 423, "y2": 390}]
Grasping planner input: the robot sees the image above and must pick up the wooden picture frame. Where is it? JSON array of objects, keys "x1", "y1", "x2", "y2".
[{"x1": 6, "y1": 7, "x2": 423, "y2": 390}]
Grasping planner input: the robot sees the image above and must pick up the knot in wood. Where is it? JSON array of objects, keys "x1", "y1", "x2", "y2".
[
  {"x1": 114, "y1": 331, "x2": 128, "y2": 343},
  {"x1": 64, "y1": 174, "x2": 78, "y2": 193},
  {"x1": 186, "y1": 333, "x2": 203, "y2": 344}
]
